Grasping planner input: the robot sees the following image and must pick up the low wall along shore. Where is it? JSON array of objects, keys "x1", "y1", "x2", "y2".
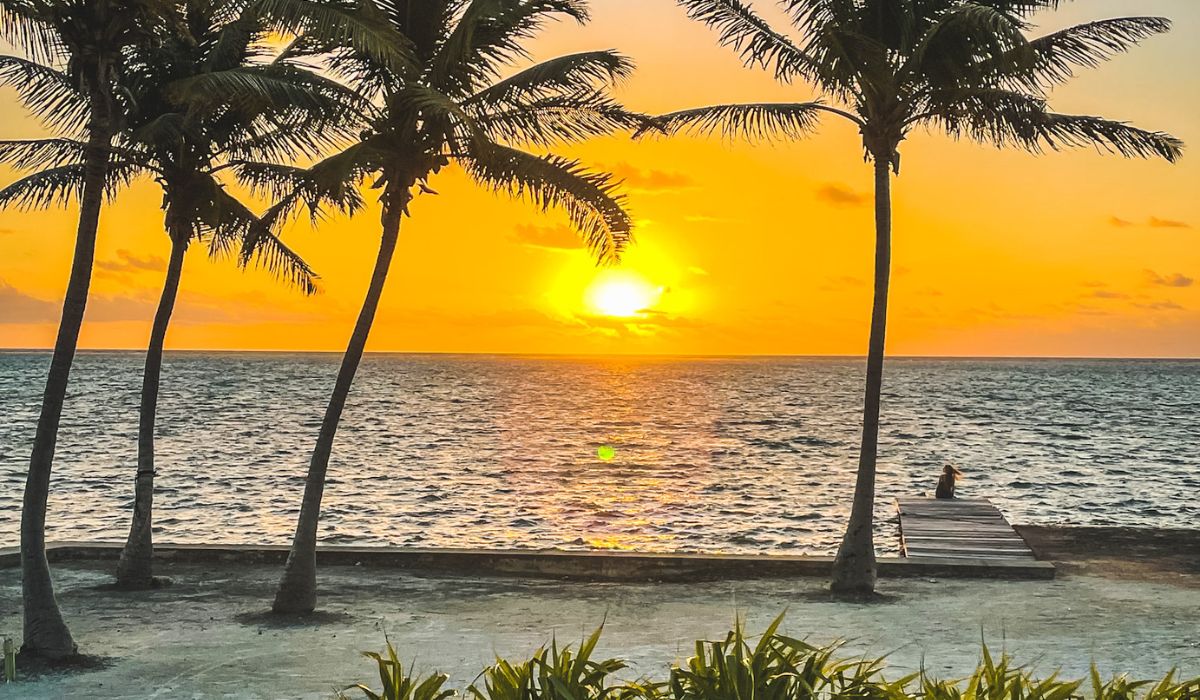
[{"x1": 0, "y1": 540, "x2": 1056, "y2": 580}]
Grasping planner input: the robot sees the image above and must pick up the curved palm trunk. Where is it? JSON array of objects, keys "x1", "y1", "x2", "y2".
[
  {"x1": 831, "y1": 157, "x2": 891, "y2": 596},
  {"x1": 272, "y1": 200, "x2": 404, "y2": 614},
  {"x1": 115, "y1": 234, "x2": 188, "y2": 589},
  {"x1": 22, "y1": 119, "x2": 113, "y2": 659}
]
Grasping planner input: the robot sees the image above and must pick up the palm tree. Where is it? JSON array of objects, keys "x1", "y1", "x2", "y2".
[
  {"x1": 0, "y1": 0, "x2": 172, "y2": 659},
  {"x1": 652, "y1": 0, "x2": 1183, "y2": 595},
  {"x1": 244, "y1": 0, "x2": 644, "y2": 615},
  {"x1": 108, "y1": 0, "x2": 371, "y2": 590}
]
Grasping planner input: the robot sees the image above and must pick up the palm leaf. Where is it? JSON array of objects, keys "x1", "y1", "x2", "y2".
[
  {"x1": 675, "y1": 0, "x2": 816, "y2": 82},
  {"x1": 464, "y1": 143, "x2": 632, "y2": 264},
  {"x1": 0, "y1": 160, "x2": 138, "y2": 210},
  {"x1": 643, "y1": 102, "x2": 826, "y2": 141},
  {"x1": 0, "y1": 55, "x2": 89, "y2": 134}
]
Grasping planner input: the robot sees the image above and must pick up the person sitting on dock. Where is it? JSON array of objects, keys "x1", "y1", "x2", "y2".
[{"x1": 935, "y1": 464, "x2": 964, "y2": 499}]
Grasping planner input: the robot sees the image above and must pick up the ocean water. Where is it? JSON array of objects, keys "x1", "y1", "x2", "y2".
[{"x1": 0, "y1": 352, "x2": 1196, "y2": 555}]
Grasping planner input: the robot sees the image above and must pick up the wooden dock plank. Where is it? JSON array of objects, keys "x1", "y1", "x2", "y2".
[{"x1": 896, "y1": 497, "x2": 1048, "y2": 574}]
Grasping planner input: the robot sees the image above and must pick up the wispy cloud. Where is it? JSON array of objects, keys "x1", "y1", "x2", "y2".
[
  {"x1": 1111, "y1": 215, "x2": 1191, "y2": 230},
  {"x1": 1091, "y1": 290, "x2": 1129, "y2": 300},
  {"x1": 1148, "y1": 217, "x2": 1191, "y2": 229},
  {"x1": 0, "y1": 279, "x2": 59, "y2": 323},
  {"x1": 608, "y1": 162, "x2": 695, "y2": 192},
  {"x1": 1134, "y1": 300, "x2": 1184, "y2": 311},
  {"x1": 1144, "y1": 270, "x2": 1194, "y2": 288},
  {"x1": 819, "y1": 275, "x2": 865, "y2": 291},
  {"x1": 97, "y1": 249, "x2": 166, "y2": 274},
  {"x1": 511, "y1": 223, "x2": 585, "y2": 251},
  {"x1": 816, "y1": 183, "x2": 868, "y2": 206}
]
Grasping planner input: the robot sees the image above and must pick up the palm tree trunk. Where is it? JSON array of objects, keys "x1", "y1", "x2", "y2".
[
  {"x1": 21, "y1": 115, "x2": 113, "y2": 659},
  {"x1": 831, "y1": 156, "x2": 892, "y2": 596},
  {"x1": 115, "y1": 233, "x2": 188, "y2": 589},
  {"x1": 272, "y1": 198, "x2": 404, "y2": 614}
]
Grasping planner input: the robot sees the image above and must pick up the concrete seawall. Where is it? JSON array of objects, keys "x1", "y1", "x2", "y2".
[{"x1": 0, "y1": 541, "x2": 1055, "y2": 580}]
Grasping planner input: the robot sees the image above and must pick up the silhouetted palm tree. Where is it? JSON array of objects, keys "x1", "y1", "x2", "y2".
[
  {"x1": 245, "y1": 0, "x2": 643, "y2": 614},
  {"x1": 0, "y1": 0, "x2": 403, "y2": 653},
  {"x1": 108, "y1": 0, "x2": 371, "y2": 589},
  {"x1": 654, "y1": 0, "x2": 1182, "y2": 595},
  {"x1": 0, "y1": 0, "x2": 171, "y2": 660}
]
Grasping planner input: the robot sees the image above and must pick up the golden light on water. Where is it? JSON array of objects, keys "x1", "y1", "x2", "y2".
[{"x1": 585, "y1": 270, "x2": 662, "y2": 318}]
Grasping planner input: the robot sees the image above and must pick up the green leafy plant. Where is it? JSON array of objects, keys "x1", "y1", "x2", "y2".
[
  {"x1": 338, "y1": 639, "x2": 456, "y2": 700},
  {"x1": 343, "y1": 616, "x2": 1200, "y2": 700},
  {"x1": 669, "y1": 614, "x2": 911, "y2": 700},
  {"x1": 469, "y1": 626, "x2": 634, "y2": 700}
]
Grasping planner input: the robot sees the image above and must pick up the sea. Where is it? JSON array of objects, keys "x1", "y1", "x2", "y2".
[{"x1": 0, "y1": 352, "x2": 1196, "y2": 555}]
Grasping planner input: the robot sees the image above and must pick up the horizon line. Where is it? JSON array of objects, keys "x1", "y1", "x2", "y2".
[{"x1": 1, "y1": 347, "x2": 1197, "y2": 362}]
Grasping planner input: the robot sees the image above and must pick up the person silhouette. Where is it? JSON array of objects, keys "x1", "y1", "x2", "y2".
[{"x1": 935, "y1": 464, "x2": 963, "y2": 499}]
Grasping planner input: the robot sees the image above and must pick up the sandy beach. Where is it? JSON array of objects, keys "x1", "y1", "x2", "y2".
[{"x1": 2, "y1": 527, "x2": 1197, "y2": 699}]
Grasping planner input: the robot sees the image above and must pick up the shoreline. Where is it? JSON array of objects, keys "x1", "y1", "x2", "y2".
[{"x1": 4, "y1": 526, "x2": 1197, "y2": 585}]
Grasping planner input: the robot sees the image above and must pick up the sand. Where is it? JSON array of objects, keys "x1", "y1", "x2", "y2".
[{"x1": 1, "y1": 541, "x2": 1198, "y2": 699}]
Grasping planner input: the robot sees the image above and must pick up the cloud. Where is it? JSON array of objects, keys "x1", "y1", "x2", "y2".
[
  {"x1": 816, "y1": 183, "x2": 868, "y2": 206},
  {"x1": 1134, "y1": 300, "x2": 1185, "y2": 311},
  {"x1": 819, "y1": 275, "x2": 865, "y2": 291},
  {"x1": 1143, "y1": 270, "x2": 1194, "y2": 288},
  {"x1": 1109, "y1": 216, "x2": 1191, "y2": 230},
  {"x1": 0, "y1": 280, "x2": 60, "y2": 323},
  {"x1": 512, "y1": 223, "x2": 585, "y2": 251},
  {"x1": 97, "y1": 249, "x2": 166, "y2": 275},
  {"x1": 1148, "y1": 217, "x2": 1190, "y2": 229},
  {"x1": 1091, "y1": 290, "x2": 1129, "y2": 300},
  {"x1": 608, "y1": 162, "x2": 695, "y2": 192},
  {"x1": 0, "y1": 281, "x2": 153, "y2": 324}
]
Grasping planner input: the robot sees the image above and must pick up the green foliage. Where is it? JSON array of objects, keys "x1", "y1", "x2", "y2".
[
  {"x1": 342, "y1": 616, "x2": 1199, "y2": 700},
  {"x1": 468, "y1": 626, "x2": 632, "y2": 700},
  {"x1": 338, "y1": 638, "x2": 455, "y2": 700},
  {"x1": 658, "y1": 0, "x2": 1183, "y2": 167}
]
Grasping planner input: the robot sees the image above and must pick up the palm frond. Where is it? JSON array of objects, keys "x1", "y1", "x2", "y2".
[
  {"x1": 983, "y1": 17, "x2": 1173, "y2": 90},
  {"x1": 206, "y1": 184, "x2": 319, "y2": 295},
  {"x1": 902, "y1": 2, "x2": 1029, "y2": 88},
  {"x1": 675, "y1": 0, "x2": 815, "y2": 82},
  {"x1": 243, "y1": 226, "x2": 320, "y2": 295},
  {"x1": 0, "y1": 55, "x2": 89, "y2": 135},
  {"x1": 467, "y1": 50, "x2": 634, "y2": 106},
  {"x1": 464, "y1": 143, "x2": 632, "y2": 264},
  {"x1": 0, "y1": 3, "x2": 63, "y2": 67},
  {"x1": 924, "y1": 88, "x2": 1183, "y2": 161},
  {"x1": 0, "y1": 138, "x2": 88, "y2": 170},
  {"x1": 166, "y1": 65, "x2": 361, "y2": 121},
  {"x1": 251, "y1": 0, "x2": 415, "y2": 75},
  {"x1": 642, "y1": 102, "x2": 826, "y2": 142},
  {"x1": 471, "y1": 92, "x2": 650, "y2": 147},
  {"x1": 432, "y1": 0, "x2": 591, "y2": 95},
  {"x1": 0, "y1": 160, "x2": 138, "y2": 210},
  {"x1": 236, "y1": 147, "x2": 370, "y2": 221}
]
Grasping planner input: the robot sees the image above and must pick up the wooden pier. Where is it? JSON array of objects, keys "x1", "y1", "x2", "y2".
[{"x1": 897, "y1": 497, "x2": 1044, "y2": 565}]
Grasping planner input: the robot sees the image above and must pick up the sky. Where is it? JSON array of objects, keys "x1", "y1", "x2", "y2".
[{"x1": 1, "y1": 0, "x2": 1197, "y2": 357}]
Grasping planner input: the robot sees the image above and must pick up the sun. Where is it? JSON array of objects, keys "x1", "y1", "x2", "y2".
[{"x1": 585, "y1": 271, "x2": 661, "y2": 318}]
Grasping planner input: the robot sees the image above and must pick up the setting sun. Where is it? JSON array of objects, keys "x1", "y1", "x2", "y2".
[{"x1": 585, "y1": 271, "x2": 662, "y2": 318}]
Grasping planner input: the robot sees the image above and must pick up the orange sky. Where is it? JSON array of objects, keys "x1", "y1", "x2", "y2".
[{"x1": 1, "y1": 0, "x2": 1197, "y2": 358}]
